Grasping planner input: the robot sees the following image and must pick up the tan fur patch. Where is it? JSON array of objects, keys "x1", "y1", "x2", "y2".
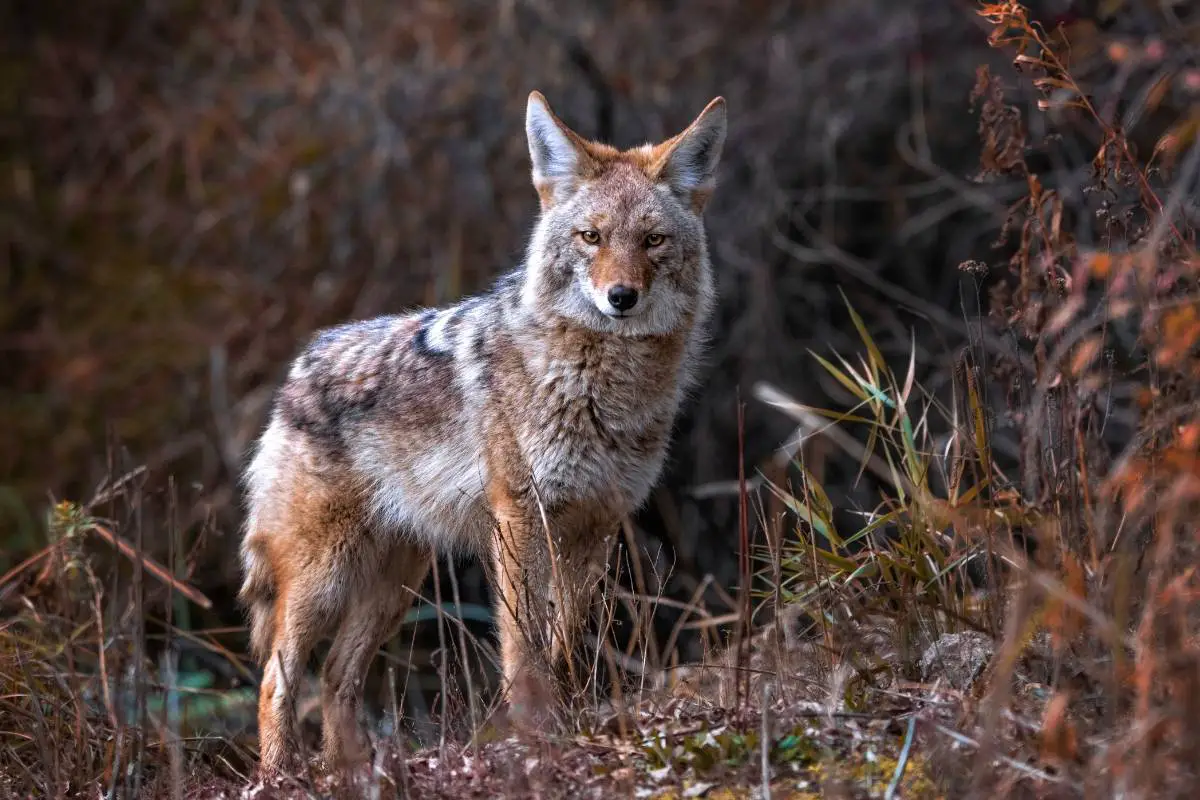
[
  {"x1": 580, "y1": 140, "x2": 666, "y2": 180},
  {"x1": 589, "y1": 246, "x2": 653, "y2": 292}
]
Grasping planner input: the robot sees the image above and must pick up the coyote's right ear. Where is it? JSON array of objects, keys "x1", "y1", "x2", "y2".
[{"x1": 526, "y1": 91, "x2": 593, "y2": 210}]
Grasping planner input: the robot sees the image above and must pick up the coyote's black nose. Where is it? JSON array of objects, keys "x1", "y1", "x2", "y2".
[{"x1": 607, "y1": 285, "x2": 639, "y2": 312}]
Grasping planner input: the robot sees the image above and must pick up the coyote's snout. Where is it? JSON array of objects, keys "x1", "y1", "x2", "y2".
[{"x1": 239, "y1": 90, "x2": 727, "y2": 772}]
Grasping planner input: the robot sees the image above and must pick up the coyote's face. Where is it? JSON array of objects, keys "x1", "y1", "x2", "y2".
[{"x1": 521, "y1": 93, "x2": 726, "y2": 336}]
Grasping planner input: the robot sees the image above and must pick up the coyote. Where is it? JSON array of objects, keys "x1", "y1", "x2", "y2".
[{"x1": 239, "y1": 90, "x2": 727, "y2": 771}]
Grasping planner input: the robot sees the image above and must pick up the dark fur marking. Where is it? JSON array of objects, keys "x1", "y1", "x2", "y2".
[
  {"x1": 412, "y1": 311, "x2": 436, "y2": 356},
  {"x1": 472, "y1": 323, "x2": 489, "y2": 359},
  {"x1": 473, "y1": 321, "x2": 498, "y2": 391},
  {"x1": 412, "y1": 310, "x2": 454, "y2": 359},
  {"x1": 275, "y1": 319, "x2": 401, "y2": 456}
]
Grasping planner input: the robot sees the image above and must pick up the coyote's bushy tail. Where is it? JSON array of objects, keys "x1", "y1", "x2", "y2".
[{"x1": 238, "y1": 530, "x2": 277, "y2": 665}]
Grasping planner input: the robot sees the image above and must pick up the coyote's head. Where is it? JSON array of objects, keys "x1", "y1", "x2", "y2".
[{"x1": 521, "y1": 91, "x2": 726, "y2": 336}]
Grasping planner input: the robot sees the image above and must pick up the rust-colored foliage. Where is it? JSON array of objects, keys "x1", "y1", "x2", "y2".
[
  {"x1": 967, "y1": 0, "x2": 1200, "y2": 794},
  {"x1": 1039, "y1": 691, "x2": 1078, "y2": 765}
]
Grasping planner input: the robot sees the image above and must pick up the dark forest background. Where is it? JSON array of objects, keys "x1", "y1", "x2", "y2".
[
  {"x1": 3, "y1": 1, "x2": 1199, "y2": 797},
  {"x1": 4, "y1": 0, "x2": 1051, "y2": 603}
]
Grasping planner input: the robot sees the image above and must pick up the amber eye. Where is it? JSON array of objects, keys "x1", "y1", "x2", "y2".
[
  {"x1": 580, "y1": 230, "x2": 601, "y2": 244},
  {"x1": 645, "y1": 233, "x2": 666, "y2": 247}
]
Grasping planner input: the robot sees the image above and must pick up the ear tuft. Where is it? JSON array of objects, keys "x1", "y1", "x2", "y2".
[{"x1": 659, "y1": 97, "x2": 727, "y2": 209}]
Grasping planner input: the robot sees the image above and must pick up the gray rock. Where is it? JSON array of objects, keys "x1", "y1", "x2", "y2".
[{"x1": 920, "y1": 632, "x2": 995, "y2": 690}]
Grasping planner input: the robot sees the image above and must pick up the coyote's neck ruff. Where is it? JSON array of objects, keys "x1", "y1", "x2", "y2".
[{"x1": 240, "y1": 91, "x2": 726, "y2": 772}]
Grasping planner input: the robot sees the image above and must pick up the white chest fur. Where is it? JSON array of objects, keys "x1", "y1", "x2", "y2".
[{"x1": 516, "y1": 346, "x2": 678, "y2": 511}]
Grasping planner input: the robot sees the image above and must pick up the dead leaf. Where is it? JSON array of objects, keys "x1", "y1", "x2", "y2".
[{"x1": 1040, "y1": 692, "x2": 1078, "y2": 763}]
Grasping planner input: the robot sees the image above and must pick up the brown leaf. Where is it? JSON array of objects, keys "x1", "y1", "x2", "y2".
[
  {"x1": 1070, "y1": 337, "x2": 1102, "y2": 377},
  {"x1": 1086, "y1": 252, "x2": 1113, "y2": 279},
  {"x1": 1040, "y1": 692, "x2": 1078, "y2": 763},
  {"x1": 1045, "y1": 552, "x2": 1087, "y2": 652}
]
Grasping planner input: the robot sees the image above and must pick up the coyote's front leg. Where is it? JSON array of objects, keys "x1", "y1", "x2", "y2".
[
  {"x1": 487, "y1": 477, "x2": 557, "y2": 723},
  {"x1": 547, "y1": 511, "x2": 617, "y2": 696}
]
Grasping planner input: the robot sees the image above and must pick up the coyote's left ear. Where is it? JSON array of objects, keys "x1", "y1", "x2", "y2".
[
  {"x1": 526, "y1": 91, "x2": 594, "y2": 210},
  {"x1": 655, "y1": 97, "x2": 727, "y2": 213}
]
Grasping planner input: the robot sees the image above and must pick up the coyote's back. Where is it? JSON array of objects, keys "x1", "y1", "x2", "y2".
[{"x1": 241, "y1": 89, "x2": 727, "y2": 773}]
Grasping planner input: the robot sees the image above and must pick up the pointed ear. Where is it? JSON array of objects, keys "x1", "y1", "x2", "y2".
[
  {"x1": 655, "y1": 97, "x2": 727, "y2": 213},
  {"x1": 526, "y1": 91, "x2": 592, "y2": 209}
]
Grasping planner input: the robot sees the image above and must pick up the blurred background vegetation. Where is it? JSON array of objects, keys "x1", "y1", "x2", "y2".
[
  {"x1": 2, "y1": 0, "x2": 1199, "y2": 796},
  {"x1": 1, "y1": 0, "x2": 1015, "y2": 629},
  {"x1": 2, "y1": 0, "x2": 1038, "y2": 588}
]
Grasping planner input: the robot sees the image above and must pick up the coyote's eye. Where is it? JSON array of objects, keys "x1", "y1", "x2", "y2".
[
  {"x1": 645, "y1": 233, "x2": 666, "y2": 247},
  {"x1": 579, "y1": 230, "x2": 601, "y2": 245}
]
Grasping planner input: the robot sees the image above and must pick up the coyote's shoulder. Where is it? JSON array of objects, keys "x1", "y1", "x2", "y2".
[{"x1": 241, "y1": 90, "x2": 727, "y2": 771}]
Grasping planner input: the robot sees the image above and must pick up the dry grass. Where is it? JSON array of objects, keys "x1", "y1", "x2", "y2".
[{"x1": 3, "y1": 0, "x2": 1200, "y2": 797}]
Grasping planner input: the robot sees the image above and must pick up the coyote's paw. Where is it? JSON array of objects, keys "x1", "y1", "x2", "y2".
[{"x1": 501, "y1": 670, "x2": 563, "y2": 735}]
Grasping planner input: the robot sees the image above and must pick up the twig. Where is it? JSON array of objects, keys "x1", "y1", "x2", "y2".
[
  {"x1": 931, "y1": 721, "x2": 1080, "y2": 788},
  {"x1": 884, "y1": 716, "x2": 917, "y2": 800},
  {"x1": 736, "y1": 392, "x2": 752, "y2": 710},
  {"x1": 86, "y1": 465, "x2": 148, "y2": 509},
  {"x1": 87, "y1": 570, "x2": 118, "y2": 731},
  {"x1": 445, "y1": 557, "x2": 480, "y2": 742},
  {"x1": 146, "y1": 616, "x2": 256, "y2": 684},
  {"x1": 86, "y1": 523, "x2": 212, "y2": 610},
  {"x1": 430, "y1": 553, "x2": 449, "y2": 760},
  {"x1": 0, "y1": 544, "x2": 59, "y2": 606},
  {"x1": 760, "y1": 680, "x2": 773, "y2": 800},
  {"x1": 388, "y1": 664, "x2": 412, "y2": 799}
]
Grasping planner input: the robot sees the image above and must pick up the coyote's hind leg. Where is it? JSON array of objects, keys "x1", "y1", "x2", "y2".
[
  {"x1": 320, "y1": 541, "x2": 431, "y2": 768},
  {"x1": 256, "y1": 579, "x2": 327, "y2": 773}
]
